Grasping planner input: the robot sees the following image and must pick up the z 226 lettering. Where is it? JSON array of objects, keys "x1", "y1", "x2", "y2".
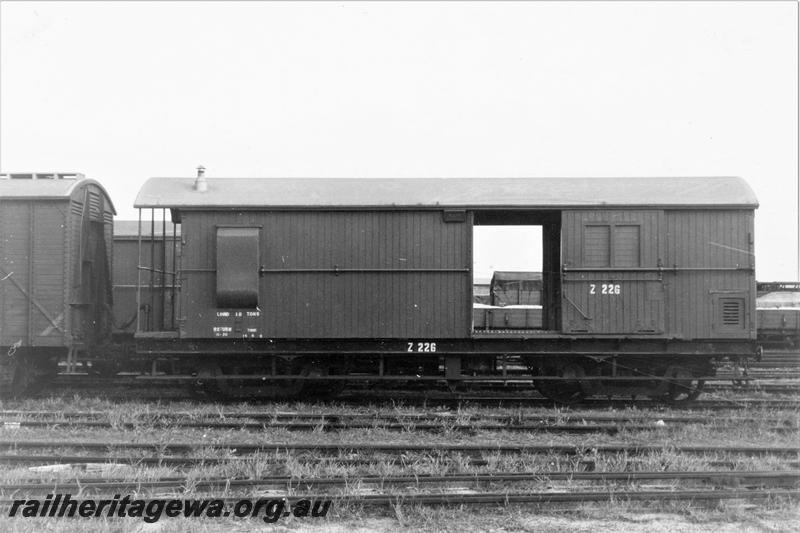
[
  {"x1": 407, "y1": 342, "x2": 437, "y2": 352},
  {"x1": 589, "y1": 283, "x2": 621, "y2": 295}
]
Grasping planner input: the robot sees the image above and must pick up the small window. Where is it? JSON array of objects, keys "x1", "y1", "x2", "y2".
[
  {"x1": 216, "y1": 227, "x2": 260, "y2": 308},
  {"x1": 720, "y1": 298, "x2": 744, "y2": 328},
  {"x1": 614, "y1": 225, "x2": 640, "y2": 267},
  {"x1": 584, "y1": 225, "x2": 610, "y2": 267},
  {"x1": 582, "y1": 223, "x2": 641, "y2": 267}
]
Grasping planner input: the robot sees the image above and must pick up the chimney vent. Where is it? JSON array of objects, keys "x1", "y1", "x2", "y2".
[{"x1": 195, "y1": 165, "x2": 207, "y2": 192}]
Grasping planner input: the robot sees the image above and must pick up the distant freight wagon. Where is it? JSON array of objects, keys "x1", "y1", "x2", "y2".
[{"x1": 756, "y1": 282, "x2": 800, "y2": 349}]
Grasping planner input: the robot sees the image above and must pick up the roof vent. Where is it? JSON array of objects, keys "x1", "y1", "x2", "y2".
[{"x1": 195, "y1": 166, "x2": 207, "y2": 192}]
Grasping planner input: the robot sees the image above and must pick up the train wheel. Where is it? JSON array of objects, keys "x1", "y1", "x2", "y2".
[
  {"x1": 297, "y1": 362, "x2": 345, "y2": 399},
  {"x1": 89, "y1": 360, "x2": 120, "y2": 378},
  {"x1": 661, "y1": 365, "x2": 705, "y2": 403},
  {"x1": 534, "y1": 363, "x2": 586, "y2": 404},
  {"x1": 190, "y1": 363, "x2": 222, "y2": 400}
]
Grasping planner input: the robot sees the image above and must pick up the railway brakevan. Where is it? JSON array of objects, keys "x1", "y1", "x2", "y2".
[{"x1": 129, "y1": 173, "x2": 760, "y2": 402}]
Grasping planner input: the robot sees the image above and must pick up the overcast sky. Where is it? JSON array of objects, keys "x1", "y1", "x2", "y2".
[{"x1": 1, "y1": 1, "x2": 797, "y2": 280}]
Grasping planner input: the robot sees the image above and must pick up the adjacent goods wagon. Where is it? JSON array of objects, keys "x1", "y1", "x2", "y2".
[
  {"x1": 0, "y1": 173, "x2": 115, "y2": 393},
  {"x1": 473, "y1": 271, "x2": 544, "y2": 330},
  {"x1": 756, "y1": 282, "x2": 800, "y2": 348}
]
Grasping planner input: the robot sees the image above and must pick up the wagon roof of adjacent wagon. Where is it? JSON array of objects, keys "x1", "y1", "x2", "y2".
[
  {"x1": 491, "y1": 271, "x2": 543, "y2": 282},
  {"x1": 114, "y1": 220, "x2": 181, "y2": 238},
  {"x1": 0, "y1": 174, "x2": 116, "y2": 213},
  {"x1": 135, "y1": 177, "x2": 758, "y2": 209}
]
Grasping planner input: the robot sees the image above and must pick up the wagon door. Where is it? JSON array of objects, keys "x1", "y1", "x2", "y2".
[{"x1": 561, "y1": 210, "x2": 664, "y2": 334}]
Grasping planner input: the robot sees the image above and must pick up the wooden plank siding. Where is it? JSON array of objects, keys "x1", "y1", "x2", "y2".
[
  {"x1": 178, "y1": 210, "x2": 471, "y2": 339},
  {"x1": 0, "y1": 201, "x2": 67, "y2": 347},
  {"x1": 664, "y1": 210, "x2": 755, "y2": 340},
  {"x1": 561, "y1": 210, "x2": 664, "y2": 334},
  {"x1": 31, "y1": 203, "x2": 67, "y2": 346},
  {"x1": 1, "y1": 202, "x2": 32, "y2": 346},
  {"x1": 561, "y1": 208, "x2": 755, "y2": 340}
]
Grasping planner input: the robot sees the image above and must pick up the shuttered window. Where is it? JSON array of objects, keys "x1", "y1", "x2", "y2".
[
  {"x1": 584, "y1": 225, "x2": 610, "y2": 267},
  {"x1": 614, "y1": 225, "x2": 640, "y2": 267},
  {"x1": 216, "y1": 227, "x2": 260, "y2": 308},
  {"x1": 583, "y1": 224, "x2": 641, "y2": 267}
]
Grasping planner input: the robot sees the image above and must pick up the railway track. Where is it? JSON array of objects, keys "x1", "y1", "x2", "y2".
[
  {"x1": 25, "y1": 378, "x2": 800, "y2": 409},
  {"x1": 717, "y1": 369, "x2": 800, "y2": 378},
  {"x1": 1, "y1": 413, "x2": 796, "y2": 434},
  {"x1": 13, "y1": 397, "x2": 800, "y2": 411},
  {"x1": 337, "y1": 394, "x2": 800, "y2": 409},
  {"x1": 5, "y1": 454, "x2": 799, "y2": 470},
  {"x1": 0, "y1": 420, "x2": 683, "y2": 434},
  {"x1": 1, "y1": 489, "x2": 798, "y2": 508},
  {"x1": 3, "y1": 409, "x2": 797, "y2": 424},
  {"x1": 0, "y1": 440, "x2": 797, "y2": 457},
  {"x1": 705, "y1": 384, "x2": 799, "y2": 394},
  {"x1": 0, "y1": 486, "x2": 796, "y2": 511},
  {"x1": 2, "y1": 421, "x2": 794, "y2": 435},
  {"x1": 329, "y1": 394, "x2": 800, "y2": 410},
  {"x1": 4, "y1": 459, "x2": 798, "y2": 511},
  {"x1": 751, "y1": 351, "x2": 800, "y2": 368},
  {"x1": 3, "y1": 470, "x2": 798, "y2": 493},
  {"x1": 47, "y1": 373, "x2": 800, "y2": 389}
]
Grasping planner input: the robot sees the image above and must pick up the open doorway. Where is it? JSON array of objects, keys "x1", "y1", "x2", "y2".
[{"x1": 472, "y1": 212, "x2": 561, "y2": 333}]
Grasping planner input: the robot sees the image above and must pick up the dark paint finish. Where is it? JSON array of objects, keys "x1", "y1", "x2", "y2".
[
  {"x1": 0, "y1": 176, "x2": 115, "y2": 353},
  {"x1": 133, "y1": 177, "x2": 758, "y2": 362},
  {"x1": 177, "y1": 210, "x2": 470, "y2": 339}
]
